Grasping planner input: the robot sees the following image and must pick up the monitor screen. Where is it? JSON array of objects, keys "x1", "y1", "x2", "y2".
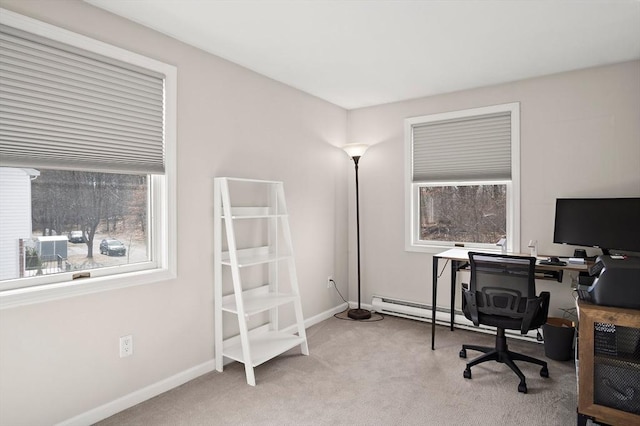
[{"x1": 553, "y1": 197, "x2": 640, "y2": 255}]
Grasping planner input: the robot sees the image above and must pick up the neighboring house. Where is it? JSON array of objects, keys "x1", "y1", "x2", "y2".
[{"x1": 0, "y1": 167, "x2": 39, "y2": 281}]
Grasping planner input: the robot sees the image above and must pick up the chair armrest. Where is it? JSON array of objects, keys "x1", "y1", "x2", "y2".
[
  {"x1": 521, "y1": 291, "x2": 551, "y2": 334},
  {"x1": 539, "y1": 291, "x2": 551, "y2": 320},
  {"x1": 462, "y1": 289, "x2": 479, "y2": 326}
]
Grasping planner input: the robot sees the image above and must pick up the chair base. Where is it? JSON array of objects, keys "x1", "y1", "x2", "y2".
[{"x1": 460, "y1": 328, "x2": 549, "y2": 393}]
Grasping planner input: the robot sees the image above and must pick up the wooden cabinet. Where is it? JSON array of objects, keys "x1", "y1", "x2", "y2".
[{"x1": 577, "y1": 300, "x2": 640, "y2": 425}]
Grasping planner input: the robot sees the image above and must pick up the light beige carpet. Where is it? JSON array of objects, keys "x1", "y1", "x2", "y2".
[{"x1": 96, "y1": 315, "x2": 577, "y2": 425}]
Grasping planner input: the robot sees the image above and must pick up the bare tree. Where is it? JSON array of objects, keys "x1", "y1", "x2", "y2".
[
  {"x1": 32, "y1": 170, "x2": 74, "y2": 236},
  {"x1": 129, "y1": 175, "x2": 147, "y2": 233},
  {"x1": 31, "y1": 170, "x2": 147, "y2": 262},
  {"x1": 420, "y1": 185, "x2": 506, "y2": 243},
  {"x1": 71, "y1": 171, "x2": 112, "y2": 258}
]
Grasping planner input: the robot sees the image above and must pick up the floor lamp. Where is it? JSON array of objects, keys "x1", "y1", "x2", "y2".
[{"x1": 343, "y1": 143, "x2": 372, "y2": 320}]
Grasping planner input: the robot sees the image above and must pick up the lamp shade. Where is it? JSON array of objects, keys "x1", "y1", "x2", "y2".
[{"x1": 342, "y1": 143, "x2": 369, "y2": 158}]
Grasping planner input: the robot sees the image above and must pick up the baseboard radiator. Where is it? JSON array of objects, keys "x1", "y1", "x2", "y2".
[{"x1": 371, "y1": 295, "x2": 541, "y2": 343}]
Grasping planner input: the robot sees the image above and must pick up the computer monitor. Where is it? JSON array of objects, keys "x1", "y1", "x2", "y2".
[{"x1": 553, "y1": 197, "x2": 640, "y2": 255}]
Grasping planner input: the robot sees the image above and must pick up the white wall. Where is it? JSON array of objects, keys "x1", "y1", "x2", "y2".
[
  {"x1": 346, "y1": 60, "x2": 640, "y2": 316},
  {"x1": 0, "y1": 1, "x2": 349, "y2": 424},
  {"x1": 1, "y1": 2, "x2": 639, "y2": 424}
]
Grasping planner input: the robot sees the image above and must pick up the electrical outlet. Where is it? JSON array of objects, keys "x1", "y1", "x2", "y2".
[
  {"x1": 327, "y1": 276, "x2": 333, "y2": 288},
  {"x1": 119, "y1": 335, "x2": 133, "y2": 358}
]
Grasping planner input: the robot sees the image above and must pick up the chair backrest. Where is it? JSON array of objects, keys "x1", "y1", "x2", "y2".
[{"x1": 468, "y1": 252, "x2": 537, "y2": 318}]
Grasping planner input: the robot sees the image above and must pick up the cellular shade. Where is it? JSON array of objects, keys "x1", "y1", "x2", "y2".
[
  {"x1": 0, "y1": 24, "x2": 166, "y2": 174},
  {"x1": 412, "y1": 111, "x2": 511, "y2": 182}
]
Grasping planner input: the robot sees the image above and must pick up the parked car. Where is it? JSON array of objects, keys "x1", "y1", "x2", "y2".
[
  {"x1": 68, "y1": 230, "x2": 85, "y2": 243},
  {"x1": 100, "y1": 238, "x2": 126, "y2": 256}
]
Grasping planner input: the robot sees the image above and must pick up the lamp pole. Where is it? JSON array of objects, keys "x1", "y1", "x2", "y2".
[{"x1": 344, "y1": 145, "x2": 371, "y2": 320}]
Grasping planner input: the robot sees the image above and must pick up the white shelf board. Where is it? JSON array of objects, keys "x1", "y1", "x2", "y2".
[
  {"x1": 218, "y1": 177, "x2": 283, "y2": 184},
  {"x1": 223, "y1": 330, "x2": 306, "y2": 367},
  {"x1": 220, "y1": 206, "x2": 288, "y2": 219},
  {"x1": 220, "y1": 246, "x2": 291, "y2": 267},
  {"x1": 222, "y1": 292, "x2": 297, "y2": 316}
]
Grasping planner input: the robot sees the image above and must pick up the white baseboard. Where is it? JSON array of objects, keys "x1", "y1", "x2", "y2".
[
  {"x1": 57, "y1": 360, "x2": 216, "y2": 426},
  {"x1": 57, "y1": 303, "x2": 345, "y2": 426},
  {"x1": 306, "y1": 302, "x2": 350, "y2": 327}
]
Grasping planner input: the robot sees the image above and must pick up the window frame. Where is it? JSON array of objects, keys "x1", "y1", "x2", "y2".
[
  {"x1": 0, "y1": 9, "x2": 177, "y2": 309},
  {"x1": 404, "y1": 103, "x2": 520, "y2": 253}
]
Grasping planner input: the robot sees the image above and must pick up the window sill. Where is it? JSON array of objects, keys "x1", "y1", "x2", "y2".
[
  {"x1": 0, "y1": 267, "x2": 176, "y2": 310},
  {"x1": 405, "y1": 242, "x2": 503, "y2": 255}
]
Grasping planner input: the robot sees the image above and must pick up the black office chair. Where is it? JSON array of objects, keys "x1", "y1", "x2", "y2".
[{"x1": 459, "y1": 252, "x2": 550, "y2": 393}]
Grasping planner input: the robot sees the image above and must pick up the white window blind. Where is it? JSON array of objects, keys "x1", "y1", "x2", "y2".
[
  {"x1": 0, "y1": 24, "x2": 166, "y2": 174},
  {"x1": 412, "y1": 111, "x2": 512, "y2": 182}
]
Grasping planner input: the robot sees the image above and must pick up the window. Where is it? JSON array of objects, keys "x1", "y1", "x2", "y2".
[
  {"x1": 405, "y1": 103, "x2": 520, "y2": 252},
  {"x1": 0, "y1": 9, "x2": 176, "y2": 308}
]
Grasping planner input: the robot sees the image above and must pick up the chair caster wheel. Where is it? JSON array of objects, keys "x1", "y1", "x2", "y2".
[
  {"x1": 463, "y1": 368, "x2": 471, "y2": 379},
  {"x1": 518, "y1": 382, "x2": 527, "y2": 393},
  {"x1": 540, "y1": 366, "x2": 549, "y2": 378},
  {"x1": 459, "y1": 349, "x2": 467, "y2": 358}
]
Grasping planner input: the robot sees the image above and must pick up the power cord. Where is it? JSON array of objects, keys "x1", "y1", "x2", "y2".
[
  {"x1": 437, "y1": 259, "x2": 450, "y2": 279},
  {"x1": 329, "y1": 278, "x2": 348, "y2": 304},
  {"x1": 328, "y1": 279, "x2": 384, "y2": 322}
]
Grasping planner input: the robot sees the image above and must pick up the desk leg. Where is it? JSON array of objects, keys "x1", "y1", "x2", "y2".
[
  {"x1": 450, "y1": 260, "x2": 456, "y2": 331},
  {"x1": 431, "y1": 256, "x2": 438, "y2": 350}
]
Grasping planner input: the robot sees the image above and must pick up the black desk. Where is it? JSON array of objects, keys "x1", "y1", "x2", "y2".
[{"x1": 431, "y1": 248, "x2": 588, "y2": 350}]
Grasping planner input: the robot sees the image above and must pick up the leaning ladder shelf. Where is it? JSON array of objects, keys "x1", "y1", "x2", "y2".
[{"x1": 213, "y1": 177, "x2": 309, "y2": 386}]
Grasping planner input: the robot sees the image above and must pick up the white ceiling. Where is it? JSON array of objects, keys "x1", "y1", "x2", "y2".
[{"x1": 85, "y1": 0, "x2": 640, "y2": 110}]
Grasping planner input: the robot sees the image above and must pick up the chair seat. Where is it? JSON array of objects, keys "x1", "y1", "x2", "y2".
[{"x1": 466, "y1": 309, "x2": 548, "y2": 332}]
